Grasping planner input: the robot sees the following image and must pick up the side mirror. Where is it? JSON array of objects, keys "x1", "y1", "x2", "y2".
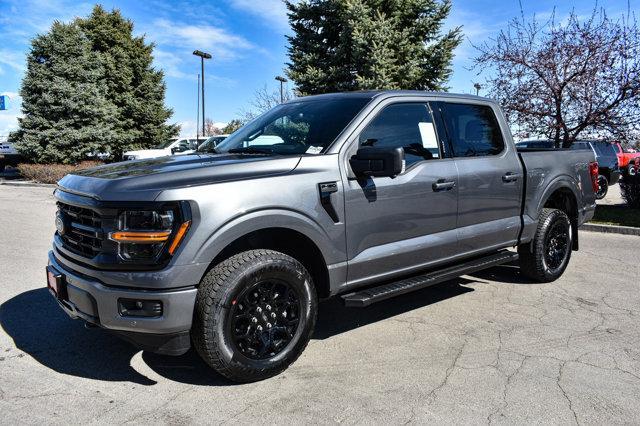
[{"x1": 349, "y1": 146, "x2": 404, "y2": 178}]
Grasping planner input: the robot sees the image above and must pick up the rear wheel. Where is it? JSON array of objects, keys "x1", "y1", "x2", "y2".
[
  {"x1": 595, "y1": 175, "x2": 609, "y2": 199},
  {"x1": 192, "y1": 249, "x2": 317, "y2": 383},
  {"x1": 518, "y1": 208, "x2": 572, "y2": 283}
]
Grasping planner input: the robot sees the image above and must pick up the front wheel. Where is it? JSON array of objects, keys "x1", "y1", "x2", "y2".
[
  {"x1": 595, "y1": 175, "x2": 609, "y2": 199},
  {"x1": 192, "y1": 249, "x2": 317, "y2": 383},
  {"x1": 518, "y1": 208, "x2": 572, "y2": 283}
]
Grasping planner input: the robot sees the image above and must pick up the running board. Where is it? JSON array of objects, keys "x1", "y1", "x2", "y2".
[{"x1": 341, "y1": 251, "x2": 519, "y2": 307}]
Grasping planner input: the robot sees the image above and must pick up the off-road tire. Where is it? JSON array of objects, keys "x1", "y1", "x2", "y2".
[
  {"x1": 192, "y1": 249, "x2": 317, "y2": 383},
  {"x1": 595, "y1": 175, "x2": 609, "y2": 199},
  {"x1": 518, "y1": 208, "x2": 572, "y2": 283}
]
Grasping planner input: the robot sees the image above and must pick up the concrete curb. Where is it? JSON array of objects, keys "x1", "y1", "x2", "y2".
[
  {"x1": 581, "y1": 223, "x2": 640, "y2": 236},
  {"x1": 0, "y1": 180, "x2": 56, "y2": 188}
]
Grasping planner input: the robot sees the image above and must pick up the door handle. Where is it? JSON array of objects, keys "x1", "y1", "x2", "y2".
[
  {"x1": 502, "y1": 172, "x2": 521, "y2": 183},
  {"x1": 432, "y1": 179, "x2": 456, "y2": 191}
]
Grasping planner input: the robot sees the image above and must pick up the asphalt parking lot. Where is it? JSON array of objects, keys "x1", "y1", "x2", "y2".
[{"x1": 1, "y1": 184, "x2": 640, "y2": 424}]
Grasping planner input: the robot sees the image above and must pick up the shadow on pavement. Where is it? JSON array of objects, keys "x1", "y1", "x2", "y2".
[
  {"x1": 313, "y1": 279, "x2": 474, "y2": 339},
  {"x1": 467, "y1": 263, "x2": 543, "y2": 285},
  {"x1": 1, "y1": 279, "x2": 475, "y2": 386}
]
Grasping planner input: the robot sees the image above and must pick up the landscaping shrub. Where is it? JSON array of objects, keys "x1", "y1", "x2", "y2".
[
  {"x1": 17, "y1": 161, "x2": 102, "y2": 184},
  {"x1": 620, "y1": 172, "x2": 640, "y2": 209}
]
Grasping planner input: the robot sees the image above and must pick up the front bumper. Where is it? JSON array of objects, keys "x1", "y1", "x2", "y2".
[{"x1": 48, "y1": 251, "x2": 197, "y2": 355}]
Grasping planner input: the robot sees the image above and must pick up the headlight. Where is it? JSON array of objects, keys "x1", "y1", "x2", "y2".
[{"x1": 109, "y1": 207, "x2": 191, "y2": 262}]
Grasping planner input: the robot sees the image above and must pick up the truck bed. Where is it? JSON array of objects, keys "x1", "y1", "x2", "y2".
[{"x1": 517, "y1": 148, "x2": 597, "y2": 245}]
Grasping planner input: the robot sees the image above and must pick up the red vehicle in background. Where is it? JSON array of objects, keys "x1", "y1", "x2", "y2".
[{"x1": 612, "y1": 142, "x2": 640, "y2": 174}]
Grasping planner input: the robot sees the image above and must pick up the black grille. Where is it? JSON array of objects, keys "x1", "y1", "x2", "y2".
[{"x1": 57, "y1": 202, "x2": 103, "y2": 258}]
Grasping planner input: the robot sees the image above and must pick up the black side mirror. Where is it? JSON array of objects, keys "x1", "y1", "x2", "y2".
[{"x1": 349, "y1": 146, "x2": 404, "y2": 178}]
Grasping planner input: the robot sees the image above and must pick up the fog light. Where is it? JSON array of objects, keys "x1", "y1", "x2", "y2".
[{"x1": 118, "y1": 299, "x2": 163, "y2": 318}]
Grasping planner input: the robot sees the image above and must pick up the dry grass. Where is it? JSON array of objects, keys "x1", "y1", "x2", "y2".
[{"x1": 17, "y1": 161, "x2": 103, "y2": 184}]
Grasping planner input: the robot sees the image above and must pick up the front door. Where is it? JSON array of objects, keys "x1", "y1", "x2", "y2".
[{"x1": 342, "y1": 101, "x2": 459, "y2": 288}]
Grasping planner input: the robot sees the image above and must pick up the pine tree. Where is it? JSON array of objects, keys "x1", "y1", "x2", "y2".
[
  {"x1": 12, "y1": 22, "x2": 117, "y2": 164},
  {"x1": 78, "y1": 6, "x2": 178, "y2": 160},
  {"x1": 285, "y1": 0, "x2": 462, "y2": 95}
]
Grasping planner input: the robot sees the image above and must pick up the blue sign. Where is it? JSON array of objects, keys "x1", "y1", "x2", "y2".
[{"x1": 0, "y1": 96, "x2": 6, "y2": 111}]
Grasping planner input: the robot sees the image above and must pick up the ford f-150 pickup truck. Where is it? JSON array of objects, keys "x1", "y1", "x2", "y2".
[{"x1": 47, "y1": 91, "x2": 598, "y2": 382}]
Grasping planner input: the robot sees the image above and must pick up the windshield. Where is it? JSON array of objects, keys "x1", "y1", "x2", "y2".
[
  {"x1": 155, "y1": 138, "x2": 178, "y2": 149},
  {"x1": 197, "y1": 136, "x2": 227, "y2": 152},
  {"x1": 215, "y1": 98, "x2": 370, "y2": 155},
  {"x1": 592, "y1": 141, "x2": 616, "y2": 158}
]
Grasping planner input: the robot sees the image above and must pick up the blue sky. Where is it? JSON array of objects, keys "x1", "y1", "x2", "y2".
[{"x1": 0, "y1": 0, "x2": 637, "y2": 137}]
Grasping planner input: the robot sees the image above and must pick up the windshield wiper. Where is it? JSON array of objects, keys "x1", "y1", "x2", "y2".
[{"x1": 227, "y1": 147, "x2": 275, "y2": 155}]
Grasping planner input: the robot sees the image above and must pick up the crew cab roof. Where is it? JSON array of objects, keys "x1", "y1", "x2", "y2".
[{"x1": 286, "y1": 90, "x2": 496, "y2": 105}]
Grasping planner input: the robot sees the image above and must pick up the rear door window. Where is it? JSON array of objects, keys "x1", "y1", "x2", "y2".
[{"x1": 437, "y1": 103, "x2": 505, "y2": 157}]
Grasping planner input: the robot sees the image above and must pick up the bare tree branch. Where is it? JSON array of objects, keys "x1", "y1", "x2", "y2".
[{"x1": 473, "y1": 4, "x2": 640, "y2": 147}]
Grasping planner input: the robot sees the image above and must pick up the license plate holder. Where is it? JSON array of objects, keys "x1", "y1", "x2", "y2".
[{"x1": 46, "y1": 266, "x2": 68, "y2": 300}]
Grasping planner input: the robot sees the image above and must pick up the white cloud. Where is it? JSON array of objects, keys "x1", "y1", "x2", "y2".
[
  {"x1": 228, "y1": 0, "x2": 290, "y2": 31},
  {"x1": 147, "y1": 18, "x2": 255, "y2": 61},
  {"x1": 153, "y1": 49, "x2": 238, "y2": 87},
  {"x1": 0, "y1": 49, "x2": 26, "y2": 73}
]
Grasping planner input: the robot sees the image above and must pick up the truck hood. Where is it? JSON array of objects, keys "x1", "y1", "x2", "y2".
[{"x1": 57, "y1": 154, "x2": 302, "y2": 202}]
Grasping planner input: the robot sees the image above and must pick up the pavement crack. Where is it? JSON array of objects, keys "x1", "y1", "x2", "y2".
[
  {"x1": 426, "y1": 336, "x2": 467, "y2": 404},
  {"x1": 557, "y1": 361, "x2": 579, "y2": 425}
]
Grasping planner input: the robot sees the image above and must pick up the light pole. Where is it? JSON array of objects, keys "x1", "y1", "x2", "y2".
[
  {"x1": 195, "y1": 73, "x2": 200, "y2": 140},
  {"x1": 473, "y1": 82, "x2": 482, "y2": 96},
  {"x1": 193, "y1": 50, "x2": 212, "y2": 137},
  {"x1": 275, "y1": 75, "x2": 288, "y2": 103}
]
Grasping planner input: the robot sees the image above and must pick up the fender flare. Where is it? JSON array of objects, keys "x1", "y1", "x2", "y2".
[
  {"x1": 192, "y1": 208, "x2": 341, "y2": 268},
  {"x1": 534, "y1": 175, "x2": 581, "y2": 220},
  {"x1": 532, "y1": 175, "x2": 582, "y2": 250}
]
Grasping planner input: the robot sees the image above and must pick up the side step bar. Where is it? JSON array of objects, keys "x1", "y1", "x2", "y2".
[{"x1": 341, "y1": 250, "x2": 519, "y2": 307}]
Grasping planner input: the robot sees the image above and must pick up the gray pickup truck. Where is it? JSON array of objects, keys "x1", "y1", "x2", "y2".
[{"x1": 47, "y1": 91, "x2": 598, "y2": 382}]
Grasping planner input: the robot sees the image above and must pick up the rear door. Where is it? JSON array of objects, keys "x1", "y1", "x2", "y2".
[
  {"x1": 342, "y1": 100, "x2": 459, "y2": 287},
  {"x1": 434, "y1": 101, "x2": 523, "y2": 254}
]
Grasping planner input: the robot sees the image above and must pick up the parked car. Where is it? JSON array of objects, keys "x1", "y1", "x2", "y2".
[
  {"x1": 47, "y1": 91, "x2": 597, "y2": 382},
  {"x1": 570, "y1": 140, "x2": 620, "y2": 199},
  {"x1": 0, "y1": 136, "x2": 22, "y2": 173},
  {"x1": 515, "y1": 139, "x2": 555, "y2": 149},
  {"x1": 612, "y1": 142, "x2": 640, "y2": 174},
  {"x1": 123, "y1": 137, "x2": 200, "y2": 160},
  {"x1": 196, "y1": 134, "x2": 229, "y2": 153}
]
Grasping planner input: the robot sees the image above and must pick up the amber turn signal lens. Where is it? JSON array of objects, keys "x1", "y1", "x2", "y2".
[
  {"x1": 109, "y1": 230, "x2": 171, "y2": 243},
  {"x1": 168, "y1": 221, "x2": 191, "y2": 255}
]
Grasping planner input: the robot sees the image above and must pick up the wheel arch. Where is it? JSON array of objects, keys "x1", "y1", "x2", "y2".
[
  {"x1": 538, "y1": 180, "x2": 580, "y2": 250},
  {"x1": 194, "y1": 210, "x2": 340, "y2": 299}
]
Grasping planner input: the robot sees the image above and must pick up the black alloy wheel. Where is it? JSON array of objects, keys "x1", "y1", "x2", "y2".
[
  {"x1": 229, "y1": 279, "x2": 301, "y2": 360},
  {"x1": 596, "y1": 175, "x2": 608, "y2": 199},
  {"x1": 542, "y1": 219, "x2": 570, "y2": 273}
]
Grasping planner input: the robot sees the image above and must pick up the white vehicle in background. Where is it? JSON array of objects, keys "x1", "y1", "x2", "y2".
[
  {"x1": 195, "y1": 134, "x2": 229, "y2": 153},
  {"x1": 123, "y1": 137, "x2": 201, "y2": 161},
  {"x1": 0, "y1": 136, "x2": 22, "y2": 173}
]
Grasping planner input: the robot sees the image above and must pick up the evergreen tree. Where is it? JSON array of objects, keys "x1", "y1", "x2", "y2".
[
  {"x1": 12, "y1": 22, "x2": 117, "y2": 164},
  {"x1": 286, "y1": 0, "x2": 462, "y2": 95},
  {"x1": 222, "y1": 119, "x2": 244, "y2": 134},
  {"x1": 77, "y1": 6, "x2": 178, "y2": 160}
]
